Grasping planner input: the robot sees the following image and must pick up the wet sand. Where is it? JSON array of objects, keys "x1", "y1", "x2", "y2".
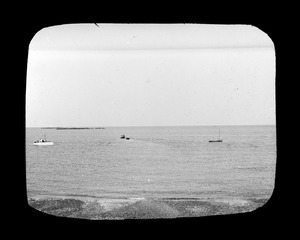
[{"x1": 28, "y1": 196, "x2": 268, "y2": 219}]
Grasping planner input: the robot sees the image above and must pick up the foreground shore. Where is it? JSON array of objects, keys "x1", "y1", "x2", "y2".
[{"x1": 28, "y1": 196, "x2": 268, "y2": 219}]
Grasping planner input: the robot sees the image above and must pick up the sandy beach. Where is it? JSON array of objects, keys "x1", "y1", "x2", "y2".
[{"x1": 28, "y1": 196, "x2": 268, "y2": 220}]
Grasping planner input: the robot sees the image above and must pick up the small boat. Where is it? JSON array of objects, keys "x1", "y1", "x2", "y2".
[
  {"x1": 120, "y1": 135, "x2": 125, "y2": 139},
  {"x1": 126, "y1": 137, "x2": 130, "y2": 140},
  {"x1": 209, "y1": 129, "x2": 223, "y2": 143},
  {"x1": 33, "y1": 139, "x2": 54, "y2": 145},
  {"x1": 33, "y1": 134, "x2": 54, "y2": 145},
  {"x1": 209, "y1": 139, "x2": 222, "y2": 143}
]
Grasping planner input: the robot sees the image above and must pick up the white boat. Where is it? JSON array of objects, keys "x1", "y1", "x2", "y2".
[
  {"x1": 33, "y1": 136, "x2": 54, "y2": 146},
  {"x1": 33, "y1": 139, "x2": 54, "y2": 145}
]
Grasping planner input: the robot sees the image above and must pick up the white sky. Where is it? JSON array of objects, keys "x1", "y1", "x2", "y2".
[{"x1": 26, "y1": 24, "x2": 275, "y2": 127}]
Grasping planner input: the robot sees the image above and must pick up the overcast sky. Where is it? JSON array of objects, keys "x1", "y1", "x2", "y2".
[{"x1": 26, "y1": 24, "x2": 275, "y2": 127}]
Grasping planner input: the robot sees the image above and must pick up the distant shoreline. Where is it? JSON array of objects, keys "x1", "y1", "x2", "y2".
[{"x1": 41, "y1": 127, "x2": 105, "y2": 130}]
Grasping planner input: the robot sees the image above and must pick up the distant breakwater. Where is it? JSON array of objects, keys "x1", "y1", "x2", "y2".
[{"x1": 41, "y1": 127, "x2": 105, "y2": 130}]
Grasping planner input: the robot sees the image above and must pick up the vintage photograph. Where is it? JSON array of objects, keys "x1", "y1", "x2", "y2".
[{"x1": 26, "y1": 24, "x2": 276, "y2": 219}]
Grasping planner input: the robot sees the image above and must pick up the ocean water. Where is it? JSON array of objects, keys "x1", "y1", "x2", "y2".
[{"x1": 26, "y1": 125, "x2": 276, "y2": 201}]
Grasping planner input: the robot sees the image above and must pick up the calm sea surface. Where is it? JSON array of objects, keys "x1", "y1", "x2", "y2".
[{"x1": 26, "y1": 125, "x2": 276, "y2": 201}]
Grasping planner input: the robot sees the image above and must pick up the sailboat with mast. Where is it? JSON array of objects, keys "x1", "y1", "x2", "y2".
[{"x1": 209, "y1": 129, "x2": 223, "y2": 143}]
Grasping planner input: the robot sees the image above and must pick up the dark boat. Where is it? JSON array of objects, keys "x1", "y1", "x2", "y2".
[
  {"x1": 209, "y1": 139, "x2": 223, "y2": 143},
  {"x1": 126, "y1": 137, "x2": 130, "y2": 140},
  {"x1": 120, "y1": 135, "x2": 125, "y2": 139},
  {"x1": 209, "y1": 129, "x2": 223, "y2": 142}
]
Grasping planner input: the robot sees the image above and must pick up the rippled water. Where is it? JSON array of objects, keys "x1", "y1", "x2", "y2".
[{"x1": 26, "y1": 125, "x2": 276, "y2": 201}]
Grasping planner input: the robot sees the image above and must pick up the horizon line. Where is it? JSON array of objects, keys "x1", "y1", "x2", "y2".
[{"x1": 26, "y1": 123, "x2": 276, "y2": 128}]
